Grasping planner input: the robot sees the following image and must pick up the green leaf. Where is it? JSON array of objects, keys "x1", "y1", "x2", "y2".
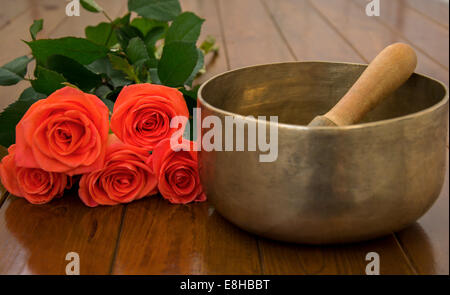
[
  {"x1": 85, "y1": 22, "x2": 118, "y2": 48},
  {"x1": 95, "y1": 85, "x2": 114, "y2": 112},
  {"x1": 61, "y1": 82, "x2": 80, "y2": 89},
  {"x1": 180, "y1": 85, "x2": 200, "y2": 101},
  {"x1": 0, "y1": 144, "x2": 8, "y2": 194},
  {"x1": 0, "y1": 145, "x2": 8, "y2": 161},
  {"x1": 104, "y1": 86, "x2": 125, "y2": 102},
  {"x1": 180, "y1": 85, "x2": 200, "y2": 116},
  {"x1": 0, "y1": 56, "x2": 32, "y2": 85},
  {"x1": 115, "y1": 25, "x2": 143, "y2": 50},
  {"x1": 200, "y1": 35, "x2": 218, "y2": 54},
  {"x1": 149, "y1": 68, "x2": 161, "y2": 84},
  {"x1": 46, "y1": 55, "x2": 101, "y2": 91},
  {"x1": 131, "y1": 17, "x2": 167, "y2": 36},
  {"x1": 80, "y1": 0, "x2": 103, "y2": 13},
  {"x1": 0, "y1": 145, "x2": 8, "y2": 198},
  {"x1": 101, "y1": 98, "x2": 114, "y2": 113},
  {"x1": 31, "y1": 66, "x2": 66, "y2": 95},
  {"x1": 0, "y1": 145, "x2": 7, "y2": 194},
  {"x1": 128, "y1": 0, "x2": 181, "y2": 21},
  {"x1": 30, "y1": 19, "x2": 43, "y2": 41},
  {"x1": 95, "y1": 85, "x2": 112, "y2": 99},
  {"x1": 26, "y1": 37, "x2": 109, "y2": 65},
  {"x1": 112, "y1": 13, "x2": 131, "y2": 26},
  {"x1": 126, "y1": 37, "x2": 150, "y2": 65},
  {"x1": 3, "y1": 56, "x2": 32, "y2": 77},
  {"x1": 18, "y1": 87, "x2": 46, "y2": 101},
  {"x1": 165, "y1": 12, "x2": 204, "y2": 44},
  {"x1": 0, "y1": 98, "x2": 39, "y2": 147},
  {"x1": 87, "y1": 58, "x2": 131, "y2": 88},
  {"x1": 157, "y1": 41, "x2": 198, "y2": 87},
  {"x1": 144, "y1": 27, "x2": 166, "y2": 50},
  {"x1": 108, "y1": 54, "x2": 140, "y2": 83},
  {"x1": 0, "y1": 68, "x2": 23, "y2": 86},
  {"x1": 185, "y1": 49, "x2": 204, "y2": 87}
]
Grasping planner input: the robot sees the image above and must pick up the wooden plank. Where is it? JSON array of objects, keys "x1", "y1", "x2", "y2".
[
  {"x1": 112, "y1": 198, "x2": 261, "y2": 274},
  {"x1": 217, "y1": 0, "x2": 294, "y2": 68},
  {"x1": 0, "y1": 194, "x2": 124, "y2": 274},
  {"x1": 264, "y1": 0, "x2": 365, "y2": 63},
  {"x1": 405, "y1": 0, "x2": 449, "y2": 29},
  {"x1": 0, "y1": 0, "x2": 127, "y2": 112},
  {"x1": 310, "y1": 0, "x2": 449, "y2": 86},
  {"x1": 352, "y1": 0, "x2": 449, "y2": 69},
  {"x1": 0, "y1": 0, "x2": 29, "y2": 29},
  {"x1": 0, "y1": 0, "x2": 128, "y2": 274},
  {"x1": 0, "y1": 0, "x2": 68, "y2": 111},
  {"x1": 259, "y1": 235, "x2": 415, "y2": 274},
  {"x1": 110, "y1": 0, "x2": 262, "y2": 275},
  {"x1": 396, "y1": 155, "x2": 449, "y2": 274},
  {"x1": 0, "y1": 0, "x2": 67, "y2": 65},
  {"x1": 251, "y1": 0, "x2": 416, "y2": 275}
]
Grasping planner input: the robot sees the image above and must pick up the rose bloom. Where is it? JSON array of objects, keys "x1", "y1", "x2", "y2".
[
  {"x1": 15, "y1": 86, "x2": 109, "y2": 176},
  {"x1": 110, "y1": 83, "x2": 189, "y2": 151},
  {"x1": 0, "y1": 145, "x2": 70, "y2": 204},
  {"x1": 149, "y1": 138, "x2": 206, "y2": 204},
  {"x1": 78, "y1": 134, "x2": 158, "y2": 207}
]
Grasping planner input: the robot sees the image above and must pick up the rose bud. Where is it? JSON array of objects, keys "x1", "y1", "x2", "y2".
[
  {"x1": 78, "y1": 134, "x2": 158, "y2": 207},
  {"x1": 14, "y1": 87, "x2": 109, "y2": 176},
  {"x1": 0, "y1": 145, "x2": 69, "y2": 204},
  {"x1": 110, "y1": 83, "x2": 189, "y2": 151},
  {"x1": 149, "y1": 138, "x2": 206, "y2": 204}
]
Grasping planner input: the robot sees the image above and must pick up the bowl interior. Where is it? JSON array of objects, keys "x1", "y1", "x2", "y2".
[{"x1": 200, "y1": 62, "x2": 447, "y2": 125}]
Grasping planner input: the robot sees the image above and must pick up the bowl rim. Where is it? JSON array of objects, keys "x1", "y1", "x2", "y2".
[{"x1": 197, "y1": 61, "x2": 449, "y2": 130}]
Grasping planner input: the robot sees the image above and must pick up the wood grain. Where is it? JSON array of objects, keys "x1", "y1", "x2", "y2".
[
  {"x1": 264, "y1": 0, "x2": 365, "y2": 63},
  {"x1": 0, "y1": 0, "x2": 28, "y2": 29},
  {"x1": 352, "y1": 0, "x2": 449, "y2": 69},
  {"x1": 0, "y1": 0, "x2": 127, "y2": 111},
  {"x1": 310, "y1": 0, "x2": 449, "y2": 85},
  {"x1": 0, "y1": 0, "x2": 447, "y2": 275},
  {"x1": 259, "y1": 235, "x2": 415, "y2": 274},
  {"x1": 239, "y1": 0, "x2": 418, "y2": 275},
  {"x1": 110, "y1": 0, "x2": 262, "y2": 275},
  {"x1": 217, "y1": 0, "x2": 294, "y2": 68},
  {"x1": 405, "y1": 0, "x2": 449, "y2": 29},
  {"x1": 112, "y1": 197, "x2": 261, "y2": 274},
  {"x1": 0, "y1": 0, "x2": 129, "y2": 275},
  {"x1": 0, "y1": 193, "x2": 124, "y2": 274},
  {"x1": 0, "y1": 0, "x2": 67, "y2": 111}
]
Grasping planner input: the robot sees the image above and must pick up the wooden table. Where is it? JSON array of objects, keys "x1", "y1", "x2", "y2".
[{"x1": 0, "y1": 0, "x2": 448, "y2": 275}]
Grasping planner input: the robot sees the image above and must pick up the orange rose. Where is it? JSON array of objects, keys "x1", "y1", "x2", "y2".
[
  {"x1": 15, "y1": 87, "x2": 109, "y2": 176},
  {"x1": 110, "y1": 84, "x2": 189, "y2": 151},
  {"x1": 78, "y1": 134, "x2": 158, "y2": 207},
  {"x1": 149, "y1": 139, "x2": 206, "y2": 204},
  {"x1": 0, "y1": 145, "x2": 69, "y2": 204}
]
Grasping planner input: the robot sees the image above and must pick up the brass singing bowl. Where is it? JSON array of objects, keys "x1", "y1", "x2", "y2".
[{"x1": 197, "y1": 62, "x2": 449, "y2": 244}]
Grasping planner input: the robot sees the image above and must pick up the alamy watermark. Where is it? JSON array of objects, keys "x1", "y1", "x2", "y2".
[
  {"x1": 65, "y1": 251, "x2": 80, "y2": 275},
  {"x1": 170, "y1": 108, "x2": 279, "y2": 163},
  {"x1": 365, "y1": 252, "x2": 380, "y2": 275},
  {"x1": 365, "y1": 0, "x2": 380, "y2": 17},
  {"x1": 66, "y1": 0, "x2": 81, "y2": 16}
]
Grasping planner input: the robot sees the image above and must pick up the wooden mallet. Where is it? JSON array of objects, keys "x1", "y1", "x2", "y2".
[{"x1": 309, "y1": 43, "x2": 417, "y2": 127}]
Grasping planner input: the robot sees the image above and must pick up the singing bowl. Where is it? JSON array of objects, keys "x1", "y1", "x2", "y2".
[{"x1": 197, "y1": 62, "x2": 449, "y2": 244}]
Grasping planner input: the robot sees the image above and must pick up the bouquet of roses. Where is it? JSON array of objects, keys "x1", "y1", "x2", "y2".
[
  {"x1": 0, "y1": 0, "x2": 216, "y2": 207},
  {"x1": 0, "y1": 84, "x2": 206, "y2": 206}
]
